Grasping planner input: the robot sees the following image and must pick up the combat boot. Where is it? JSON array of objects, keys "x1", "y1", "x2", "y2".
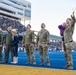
[
  {"x1": 33, "y1": 61, "x2": 36, "y2": 65},
  {"x1": 63, "y1": 65, "x2": 73, "y2": 69},
  {"x1": 68, "y1": 65, "x2": 73, "y2": 70},
  {"x1": 47, "y1": 62, "x2": 50, "y2": 66},
  {"x1": 26, "y1": 61, "x2": 30, "y2": 64},
  {"x1": 40, "y1": 63, "x2": 44, "y2": 66},
  {"x1": 63, "y1": 65, "x2": 68, "y2": 68}
]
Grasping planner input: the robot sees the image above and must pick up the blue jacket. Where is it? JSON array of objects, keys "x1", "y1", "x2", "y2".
[{"x1": 12, "y1": 36, "x2": 19, "y2": 46}]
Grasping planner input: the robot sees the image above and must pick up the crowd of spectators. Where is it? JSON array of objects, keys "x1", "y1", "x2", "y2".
[
  {"x1": 0, "y1": 15, "x2": 26, "y2": 33},
  {"x1": 48, "y1": 41, "x2": 62, "y2": 52}
]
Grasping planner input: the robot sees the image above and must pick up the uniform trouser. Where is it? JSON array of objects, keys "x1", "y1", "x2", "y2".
[
  {"x1": 4, "y1": 45, "x2": 13, "y2": 62},
  {"x1": 38, "y1": 45, "x2": 50, "y2": 64},
  {"x1": 0, "y1": 46, "x2": 2, "y2": 61},
  {"x1": 25, "y1": 44, "x2": 35, "y2": 62},
  {"x1": 12, "y1": 46, "x2": 18, "y2": 57},
  {"x1": 64, "y1": 42, "x2": 73, "y2": 66}
]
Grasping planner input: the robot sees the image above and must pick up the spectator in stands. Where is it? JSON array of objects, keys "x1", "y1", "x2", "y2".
[
  {"x1": 2, "y1": 20, "x2": 7, "y2": 30},
  {"x1": 0, "y1": 16, "x2": 26, "y2": 33},
  {"x1": 12, "y1": 21, "x2": 15, "y2": 29},
  {"x1": 0, "y1": 27, "x2": 4, "y2": 62},
  {"x1": 11, "y1": 29, "x2": 19, "y2": 64}
]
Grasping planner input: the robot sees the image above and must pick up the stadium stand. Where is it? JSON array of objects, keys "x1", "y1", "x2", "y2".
[{"x1": 0, "y1": 15, "x2": 26, "y2": 33}]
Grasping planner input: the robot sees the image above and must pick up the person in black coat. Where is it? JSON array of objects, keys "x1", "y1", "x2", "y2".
[{"x1": 11, "y1": 29, "x2": 19, "y2": 64}]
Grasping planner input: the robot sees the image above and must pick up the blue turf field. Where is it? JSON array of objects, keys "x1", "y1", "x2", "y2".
[{"x1": 0, "y1": 51, "x2": 76, "y2": 70}]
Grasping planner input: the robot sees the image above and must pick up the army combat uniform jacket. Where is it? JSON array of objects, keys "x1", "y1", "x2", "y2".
[
  {"x1": 36, "y1": 29, "x2": 50, "y2": 46},
  {"x1": 23, "y1": 30, "x2": 34, "y2": 45},
  {"x1": 64, "y1": 15, "x2": 76, "y2": 43}
]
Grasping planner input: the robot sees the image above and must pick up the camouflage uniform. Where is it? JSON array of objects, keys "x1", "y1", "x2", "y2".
[
  {"x1": 36, "y1": 29, "x2": 50, "y2": 65},
  {"x1": 4, "y1": 30, "x2": 13, "y2": 63},
  {"x1": 64, "y1": 15, "x2": 76, "y2": 67},
  {"x1": 0, "y1": 31, "x2": 4, "y2": 61},
  {"x1": 23, "y1": 30, "x2": 36, "y2": 64}
]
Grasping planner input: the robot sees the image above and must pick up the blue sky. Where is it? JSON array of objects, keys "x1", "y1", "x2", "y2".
[{"x1": 25, "y1": 0, "x2": 76, "y2": 41}]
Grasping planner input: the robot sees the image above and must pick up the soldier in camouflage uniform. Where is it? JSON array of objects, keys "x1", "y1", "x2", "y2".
[
  {"x1": 4, "y1": 25, "x2": 13, "y2": 63},
  {"x1": 0, "y1": 27, "x2": 4, "y2": 61},
  {"x1": 36, "y1": 23, "x2": 50, "y2": 66},
  {"x1": 22, "y1": 24, "x2": 36, "y2": 64},
  {"x1": 63, "y1": 8, "x2": 76, "y2": 69}
]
